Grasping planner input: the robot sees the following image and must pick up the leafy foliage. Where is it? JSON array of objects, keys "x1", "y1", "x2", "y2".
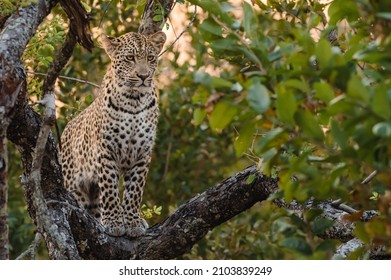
[{"x1": 7, "y1": 0, "x2": 391, "y2": 259}]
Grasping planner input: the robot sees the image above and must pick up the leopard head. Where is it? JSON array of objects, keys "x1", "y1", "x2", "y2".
[{"x1": 100, "y1": 31, "x2": 166, "y2": 88}]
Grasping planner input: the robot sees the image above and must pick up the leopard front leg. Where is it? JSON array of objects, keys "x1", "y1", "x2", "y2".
[
  {"x1": 98, "y1": 154, "x2": 125, "y2": 236},
  {"x1": 123, "y1": 158, "x2": 151, "y2": 237}
]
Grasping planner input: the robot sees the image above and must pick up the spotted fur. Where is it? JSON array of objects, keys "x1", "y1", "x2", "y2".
[{"x1": 60, "y1": 31, "x2": 166, "y2": 237}]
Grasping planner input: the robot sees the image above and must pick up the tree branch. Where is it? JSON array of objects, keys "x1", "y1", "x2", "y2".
[
  {"x1": 16, "y1": 232, "x2": 42, "y2": 260},
  {"x1": 0, "y1": 0, "x2": 58, "y2": 116},
  {"x1": 59, "y1": 0, "x2": 94, "y2": 51},
  {"x1": 62, "y1": 166, "x2": 278, "y2": 259}
]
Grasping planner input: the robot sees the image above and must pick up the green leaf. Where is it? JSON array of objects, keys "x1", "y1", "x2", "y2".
[
  {"x1": 316, "y1": 240, "x2": 338, "y2": 252},
  {"x1": 316, "y1": 38, "x2": 333, "y2": 69},
  {"x1": 282, "y1": 79, "x2": 310, "y2": 93},
  {"x1": 314, "y1": 81, "x2": 335, "y2": 103},
  {"x1": 153, "y1": 15, "x2": 163, "y2": 21},
  {"x1": 347, "y1": 75, "x2": 369, "y2": 103},
  {"x1": 247, "y1": 78, "x2": 270, "y2": 113},
  {"x1": 372, "y1": 122, "x2": 391, "y2": 137},
  {"x1": 330, "y1": 120, "x2": 348, "y2": 149},
  {"x1": 371, "y1": 89, "x2": 391, "y2": 120},
  {"x1": 210, "y1": 77, "x2": 233, "y2": 89},
  {"x1": 376, "y1": 12, "x2": 391, "y2": 20},
  {"x1": 199, "y1": 19, "x2": 223, "y2": 37},
  {"x1": 280, "y1": 237, "x2": 312, "y2": 255},
  {"x1": 257, "y1": 127, "x2": 284, "y2": 153},
  {"x1": 209, "y1": 101, "x2": 238, "y2": 133},
  {"x1": 328, "y1": 95, "x2": 354, "y2": 115},
  {"x1": 294, "y1": 110, "x2": 324, "y2": 141},
  {"x1": 246, "y1": 174, "x2": 256, "y2": 184},
  {"x1": 38, "y1": 44, "x2": 55, "y2": 57},
  {"x1": 193, "y1": 108, "x2": 206, "y2": 125},
  {"x1": 311, "y1": 217, "x2": 334, "y2": 235},
  {"x1": 276, "y1": 86, "x2": 297, "y2": 125},
  {"x1": 243, "y1": 1, "x2": 257, "y2": 36},
  {"x1": 354, "y1": 222, "x2": 370, "y2": 244},
  {"x1": 305, "y1": 208, "x2": 324, "y2": 222},
  {"x1": 84, "y1": 94, "x2": 94, "y2": 104},
  {"x1": 234, "y1": 123, "x2": 255, "y2": 156},
  {"x1": 136, "y1": 0, "x2": 147, "y2": 15},
  {"x1": 328, "y1": 0, "x2": 359, "y2": 25}
]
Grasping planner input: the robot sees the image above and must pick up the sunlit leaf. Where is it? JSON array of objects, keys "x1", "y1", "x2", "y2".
[
  {"x1": 193, "y1": 108, "x2": 207, "y2": 125},
  {"x1": 209, "y1": 101, "x2": 238, "y2": 133},
  {"x1": 314, "y1": 81, "x2": 335, "y2": 103},
  {"x1": 234, "y1": 123, "x2": 255, "y2": 156}
]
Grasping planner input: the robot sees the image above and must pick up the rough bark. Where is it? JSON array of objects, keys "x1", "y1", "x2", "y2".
[
  {"x1": 0, "y1": 0, "x2": 58, "y2": 116},
  {"x1": 0, "y1": 0, "x2": 59, "y2": 260},
  {"x1": 8, "y1": 100, "x2": 81, "y2": 260},
  {"x1": 67, "y1": 166, "x2": 277, "y2": 259},
  {"x1": 59, "y1": 0, "x2": 94, "y2": 51}
]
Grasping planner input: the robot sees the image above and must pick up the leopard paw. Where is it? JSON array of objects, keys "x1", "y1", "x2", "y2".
[
  {"x1": 102, "y1": 218, "x2": 126, "y2": 237},
  {"x1": 125, "y1": 217, "x2": 148, "y2": 238}
]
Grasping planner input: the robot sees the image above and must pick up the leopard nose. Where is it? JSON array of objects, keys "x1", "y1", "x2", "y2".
[{"x1": 137, "y1": 73, "x2": 149, "y2": 81}]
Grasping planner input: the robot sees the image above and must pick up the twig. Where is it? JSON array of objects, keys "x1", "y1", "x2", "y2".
[
  {"x1": 162, "y1": 141, "x2": 172, "y2": 180},
  {"x1": 211, "y1": 15, "x2": 266, "y2": 75},
  {"x1": 98, "y1": 0, "x2": 114, "y2": 28},
  {"x1": 27, "y1": 71, "x2": 100, "y2": 88},
  {"x1": 361, "y1": 170, "x2": 378, "y2": 184},
  {"x1": 159, "y1": 5, "x2": 197, "y2": 57},
  {"x1": 330, "y1": 199, "x2": 358, "y2": 214},
  {"x1": 337, "y1": 203, "x2": 358, "y2": 214},
  {"x1": 331, "y1": 170, "x2": 379, "y2": 213},
  {"x1": 15, "y1": 232, "x2": 42, "y2": 260}
]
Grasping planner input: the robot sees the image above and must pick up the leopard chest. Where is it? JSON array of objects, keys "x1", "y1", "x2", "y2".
[{"x1": 101, "y1": 94, "x2": 158, "y2": 170}]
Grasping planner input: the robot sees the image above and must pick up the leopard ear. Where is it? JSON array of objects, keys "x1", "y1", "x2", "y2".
[
  {"x1": 149, "y1": 31, "x2": 166, "y2": 54},
  {"x1": 99, "y1": 34, "x2": 119, "y2": 58}
]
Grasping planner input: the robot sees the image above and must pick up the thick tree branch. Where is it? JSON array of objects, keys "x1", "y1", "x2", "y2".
[
  {"x1": 3, "y1": 0, "x2": 87, "y2": 260},
  {"x1": 59, "y1": 0, "x2": 94, "y2": 51},
  {"x1": 62, "y1": 166, "x2": 278, "y2": 259},
  {"x1": 0, "y1": 0, "x2": 58, "y2": 116},
  {"x1": 0, "y1": 0, "x2": 58, "y2": 260}
]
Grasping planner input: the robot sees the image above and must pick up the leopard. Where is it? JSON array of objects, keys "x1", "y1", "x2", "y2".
[{"x1": 60, "y1": 31, "x2": 166, "y2": 237}]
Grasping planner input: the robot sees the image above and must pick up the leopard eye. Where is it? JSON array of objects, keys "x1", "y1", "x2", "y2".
[
  {"x1": 147, "y1": 55, "x2": 155, "y2": 62},
  {"x1": 125, "y1": 55, "x2": 135, "y2": 62}
]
